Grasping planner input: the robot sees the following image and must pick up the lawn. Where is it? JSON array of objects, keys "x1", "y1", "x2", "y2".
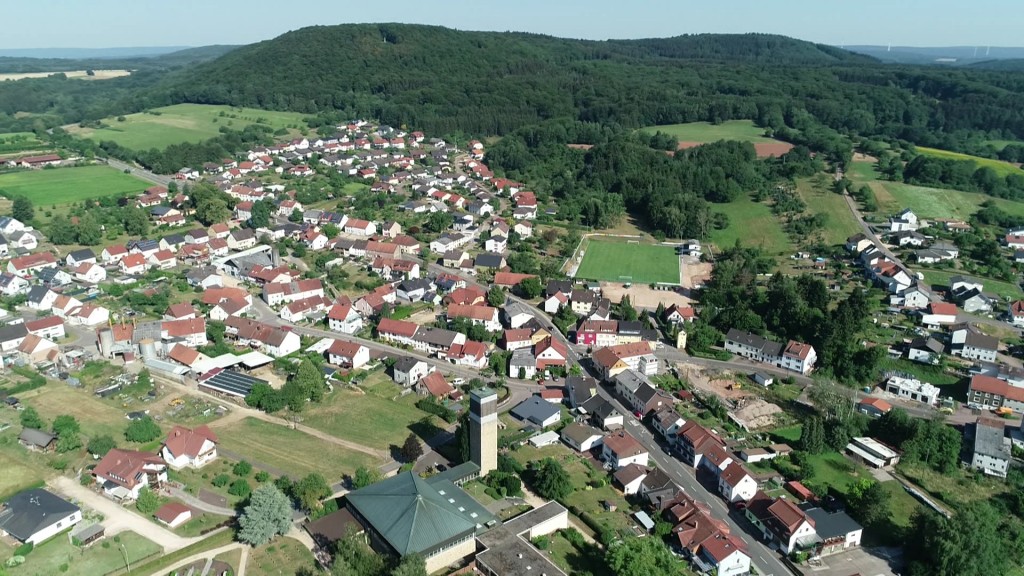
[
  {"x1": 710, "y1": 193, "x2": 793, "y2": 256},
  {"x1": 246, "y1": 538, "x2": 316, "y2": 576},
  {"x1": 22, "y1": 382, "x2": 138, "y2": 442},
  {"x1": 0, "y1": 435, "x2": 48, "y2": 500},
  {"x1": 845, "y1": 160, "x2": 881, "y2": 182},
  {"x1": 796, "y1": 179, "x2": 862, "y2": 245},
  {"x1": 548, "y1": 529, "x2": 607, "y2": 576},
  {"x1": 213, "y1": 548, "x2": 243, "y2": 575},
  {"x1": 803, "y1": 451, "x2": 872, "y2": 495},
  {"x1": 640, "y1": 120, "x2": 776, "y2": 143},
  {"x1": 0, "y1": 165, "x2": 150, "y2": 206},
  {"x1": 6, "y1": 531, "x2": 161, "y2": 576},
  {"x1": 296, "y1": 370, "x2": 440, "y2": 451},
  {"x1": 883, "y1": 181, "x2": 1024, "y2": 220},
  {"x1": 213, "y1": 417, "x2": 379, "y2": 481},
  {"x1": 919, "y1": 268, "x2": 1022, "y2": 300},
  {"x1": 917, "y1": 146, "x2": 1024, "y2": 178},
  {"x1": 68, "y1": 104, "x2": 311, "y2": 150},
  {"x1": 769, "y1": 424, "x2": 803, "y2": 444},
  {"x1": 575, "y1": 239, "x2": 680, "y2": 284},
  {"x1": 898, "y1": 462, "x2": 1011, "y2": 508},
  {"x1": 985, "y1": 140, "x2": 1020, "y2": 151}
]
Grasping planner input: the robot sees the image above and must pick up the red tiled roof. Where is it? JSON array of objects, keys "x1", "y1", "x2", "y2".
[
  {"x1": 377, "y1": 318, "x2": 418, "y2": 338},
  {"x1": 493, "y1": 272, "x2": 538, "y2": 287},
  {"x1": 162, "y1": 318, "x2": 206, "y2": 337},
  {"x1": 602, "y1": 430, "x2": 645, "y2": 458},
  {"x1": 328, "y1": 339, "x2": 364, "y2": 359},
  {"x1": 419, "y1": 372, "x2": 453, "y2": 398},
  {"x1": 447, "y1": 304, "x2": 497, "y2": 322},
  {"x1": 164, "y1": 425, "x2": 218, "y2": 459},
  {"x1": 970, "y1": 374, "x2": 1024, "y2": 402},
  {"x1": 858, "y1": 397, "x2": 892, "y2": 413},
  {"x1": 155, "y1": 502, "x2": 191, "y2": 524},
  {"x1": 929, "y1": 302, "x2": 957, "y2": 315},
  {"x1": 93, "y1": 449, "x2": 164, "y2": 489}
]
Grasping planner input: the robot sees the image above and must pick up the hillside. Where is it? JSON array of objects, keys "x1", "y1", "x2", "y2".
[{"x1": 0, "y1": 45, "x2": 238, "y2": 74}]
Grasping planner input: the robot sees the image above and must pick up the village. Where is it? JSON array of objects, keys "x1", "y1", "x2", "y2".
[{"x1": 0, "y1": 117, "x2": 1021, "y2": 576}]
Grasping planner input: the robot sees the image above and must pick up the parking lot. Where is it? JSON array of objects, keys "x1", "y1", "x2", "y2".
[{"x1": 802, "y1": 547, "x2": 901, "y2": 576}]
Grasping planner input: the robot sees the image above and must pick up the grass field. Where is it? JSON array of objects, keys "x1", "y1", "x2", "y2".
[
  {"x1": 0, "y1": 132, "x2": 47, "y2": 155},
  {"x1": 710, "y1": 193, "x2": 794, "y2": 256},
  {"x1": 917, "y1": 146, "x2": 1024, "y2": 178},
  {"x1": 0, "y1": 435, "x2": 47, "y2": 500},
  {"x1": 919, "y1": 268, "x2": 1022, "y2": 300},
  {"x1": 882, "y1": 181, "x2": 1024, "y2": 220},
  {"x1": 23, "y1": 383, "x2": 138, "y2": 441},
  {"x1": 796, "y1": 179, "x2": 862, "y2": 245},
  {"x1": 0, "y1": 165, "x2": 150, "y2": 205},
  {"x1": 68, "y1": 104, "x2": 311, "y2": 150},
  {"x1": 846, "y1": 160, "x2": 881, "y2": 182},
  {"x1": 246, "y1": 538, "x2": 317, "y2": 576},
  {"x1": 302, "y1": 371, "x2": 440, "y2": 450},
  {"x1": 986, "y1": 140, "x2": 1020, "y2": 151},
  {"x1": 214, "y1": 417, "x2": 379, "y2": 480},
  {"x1": 640, "y1": 120, "x2": 775, "y2": 143},
  {"x1": 575, "y1": 239, "x2": 679, "y2": 284},
  {"x1": 0, "y1": 531, "x2": 160, "y2": 576}
]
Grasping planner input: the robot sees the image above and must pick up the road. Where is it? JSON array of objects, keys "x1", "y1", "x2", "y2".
[{"x1": 100, "y1": 157, "x2": 172, "y2": 187}]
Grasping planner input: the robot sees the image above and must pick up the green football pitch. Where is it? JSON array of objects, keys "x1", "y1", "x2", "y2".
[{"x1": 575, "y1": 240, "x2": 680, "y2": 284}]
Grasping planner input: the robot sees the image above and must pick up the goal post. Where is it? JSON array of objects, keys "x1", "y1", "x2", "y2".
[{"x1": 626, "y1": 240, "x2": 640, "y2": 245}]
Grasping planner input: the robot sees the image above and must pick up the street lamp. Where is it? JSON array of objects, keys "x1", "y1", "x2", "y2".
[{"x1": 120, "y1": 543, "x2": 131, "y2": 574}]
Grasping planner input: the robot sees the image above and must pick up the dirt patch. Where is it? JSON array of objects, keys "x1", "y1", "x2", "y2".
[
  {"x1": 852, "y1": 152, "x2": 878, "y2": 163},
  {"x1": 682, "y1": 258, "x2": 712, "y2": 290},
  {"x1": 0, "y1": 69, "x2": 130, "y2": 81},
  {"x1": 567, "y1": 143, "x2": 593, "y2": 150},
  {"x1": 677, "y1": 141, "x2": 794, "y2": 158},
  {"x1": 600, "y1": 282, "x2": 691, "y2": 310},
  {"x1": 676, "y1": 362, "x2": 752, "y2": 400},
  {"x1": 250, "y1": 365, "x2": 286, "y2": 389},
  {"x1": 730, "y1": 398, "x2": 784, "y2": 430}
]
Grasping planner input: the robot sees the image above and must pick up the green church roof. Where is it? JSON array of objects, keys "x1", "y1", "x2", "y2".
[{"x1": 345, "y1": 471, "x2": 479, "y2": 556}]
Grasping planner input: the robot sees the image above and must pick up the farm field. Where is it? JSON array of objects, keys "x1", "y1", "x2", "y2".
[
  {"x1": 575, "y1": 239, "x2": 679, "y2": 284},
  {"x1": 0, "y1": 132, "x2": 48, "y2": 156},
  {"x1": 640, "y1": 120, "x2": 775, "y2": 143},
  {"x1": 0, "y1": 69, "x2": 130, "y2": 82},
  {"x1": 246, "y1": 538, "x2": 317, "y2": 576},
  {"x1": 919, "y1": 268, "x2": 1022, "y2": 300},
  {"x1": 796, "y1": 179, "x2": 862, "y2": 245},
  {"x1": 917, "y1": 146, "x2": 1024, "y2": 178},
  {"x1": 709, "y1": 193, "x2": 794, "y2": 257},
  {"x1": 301, "y1": 370, "x2": 441, "y2": 451},
  {"x1": 883, "y1": 181, "x2": 1024, "y2": 220},
  {"x1": 0, "y1": 165, "x2": 150, "y2": 205},
  {"x1": 213, "y1": 417, "x2": 379, "y2": 480},
  {"x1": 68, "y1": 103, "x2": 311, "y2": 150}
]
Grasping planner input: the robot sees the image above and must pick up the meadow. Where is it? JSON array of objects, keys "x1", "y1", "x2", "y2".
[
  {"x1": 709, "y1": 193, "x2": 794, "y2": 256},
  {"x1": 881, "y1": 181, "x2": 1024, "y2": 220},
  {"x1": 68, "y1": 104, "x2": 311, "y2": 150},
  {"x1": 0, "y1": 132, "x2": 47, "y2": 156},
  {"x1": 796, "y1": 179, "x2": 862, "y2": 245},
  {"x1": 640, "y1": 120, "x2": 775, "y2": 143},
  {"x1": 0, "y1": 165, "x2": 150, "y2": 205},
  {"x1": 920, "y1": 269, "x2": 1022, "y2": 300},
  {"x1": 917, "y1": 146, "x2": 1024, "y2": 178},
  {"x1": 575, "y1": 239, "x2": 680, "y2": 284}
]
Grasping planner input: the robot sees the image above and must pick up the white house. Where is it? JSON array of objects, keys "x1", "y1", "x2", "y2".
[
  {"x1": 0, "y1": 489, "x2": 81, "y2": 545},
  {"x1": 393, "y1": 357, "x2": 431, "y2": 387},
  {"x1": 93, "y1": 449, "x2": 168, "y2": 501},
  {"x1": 601, "y1": 430, "x2": 649, "y2": 469},
  {"x1": 560, "y1": 423, "x2": 604, "y2": 453},
  {"x1": 327, "y1": 339, "x2": 370, "y2": 370},
  {"x1": 884, "y1": 375, "x2": 939, "y2": 405},
  {"x1": 327, "y1": 298, "x2": 363, "y2": 335},
  {"x1": 717, "y1": 462, "x2": 758, "y2": 503},
  {"x1": 889, "y1": 208, "x2": 919, "y2": 232},
  {"x1": 160, "y1": 426, "x2": 218, "y2": 469}
]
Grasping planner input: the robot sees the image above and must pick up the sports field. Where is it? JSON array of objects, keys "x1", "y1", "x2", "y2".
[
  {"x1": 917, "y1": 146, "x2": 1024, "y2": 178},
  {"x1": 0, "y1": 165, "x2": 150, "y2": 205},
  {"x1": 68, "y1": 103, "x2": 311, "y2": 150},
  {"x1": 640, "y1": 120, "x2": 776, "y2": 143},
  {"x1": 575, "y1": 239, "x2": 679, "y2": 284}
]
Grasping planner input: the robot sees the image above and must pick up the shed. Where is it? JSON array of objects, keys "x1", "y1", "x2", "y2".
[
  {"x1": 71, "y1": 523, "x2": 105, "y2": 546},
  {"x1": 751, "y1": 373, "x2": 774, "y2": 387},
  {"x1": 528, "y1": 431, "x2": 560, "y2": 448},
  {"x1": 633, "y1": 510, "x2": 655, "y2": 532}
]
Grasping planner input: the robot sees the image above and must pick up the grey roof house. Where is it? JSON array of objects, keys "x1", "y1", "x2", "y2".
[{"x1": 0, "y1": 488, "x2": 81, "y2": 545}]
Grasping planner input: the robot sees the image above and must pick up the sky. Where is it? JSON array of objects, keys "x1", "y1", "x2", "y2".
[{"x1": 2, "y1": 0, "x2": 1021, "y2": 49}]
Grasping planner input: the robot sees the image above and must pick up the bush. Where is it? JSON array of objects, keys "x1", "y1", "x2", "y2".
[
  {"x1": 532, "y1": 535, "x2": 550, "y2": 550},
  {"x1": 60, "y1": 562, "x2": 69, "y2": 572},
  {"x1": 228, "y1": 479, "x2": 251, "y2": 498},
  {"x1": 212, "y1": 474, "x2": 230, "y2": 487},
  {"x1": 255, "y1": 471, "x2": 270, "y2": 483},
  {"x1": 13, "y1": 542, "x2": 33, "y2": 556},
  {"x1": 562, "y1": 528, "x2": 586, "y2": 548},
  {"x1": 6, "y1": 556, "x2": 25, "y2": 567},
  {"x1": 233, "y1": 460, "x2": 253, "y2": 477},
  {"x1": 415, "y1": 398, "x2": 457, "y2": 423}
]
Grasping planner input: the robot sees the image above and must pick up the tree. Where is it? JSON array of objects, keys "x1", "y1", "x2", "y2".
[
  {"x1": 289, "y1": 208, "x2": 303, "y2": 223},
  {"x1": 293, "y1": 473, "x2": 332, "y2": 513},
  {"x1": 798, "y1": 416, "x2": 826, "y2": 454},
  {"x1": 322, "y1": 223, "x2": 340, "y2": 238},
  {"x1": 293, "y1": 358, "x2": 327, "y2": 402},
  {"x1": 352, "y1": 466, "x2": 380, "y2": 489},
  {"x1": 515, "y1": 276, "x2": 543, "y2": 299},
  {"x1": 19, "y1": 406, "x2": 44, "y2": 430},
  {"x1": 400, "y1": 433, "x2": 423, "y2": 462},
  {"x1": 424, "y1": 212, "x2": 453, "y2": 233},
  {"x1": 52, "y1": 415, "x2": 80, "y2": 437},
  {"x1": 333, "y1": 530, "x2": 387, "y2": 576},
  {"x1": 532, "y1": 458, "x2": 573, "y2": 501},
  {"x1": 848, "y1": 480, "x2": 890, "y2": 527},
  {"x1": 87, "y1": 434, "x2": 116, "y2": 456},
  {"x1": 249, "y1": 199, "x2": 273, "y2": 228},
  {"x1": 12, "y1": 196, "x2": 33, "y2": 222},
  {"x1": 136, "y1": 487, "x2": 159, "y2": 515},
  {"x1": 56, "y1": 433, "x2": 82, "y2": 454},
  {"x1": 195, "y1": 197, "x2": 231, "y2": 226},
  {"x1": 136, "y1": 369, "x2": 152, "y2": 389},
  {"x1": 124, "y1": 416, "x2": 161, "y2": 443},
  {"x1": 617, "y1": 295, "x2": 638, "y2": 321},
  {"x1": 76, "y1": 212, "x2": 102, "y2": 245},
  {"x1": 233, "y1": 460, "x2": 253, "y2": 477},
  {"x1": 905, "y1": 503, "x2": 1008, "y2": 576},
  {"x1": 606, "y1": 536, "x2": 680, "y2": 576},
  {"x1": 486, "y1": 285, "x2": 505, "y2": 307},
  {"x1": 46, "y1": 217, "x2": 77, "y2": 245},
  {"x1": 229, "y1": 478, "x2": 252, "y2": 498},
  {"x1": 391, "y1": 554, "x2": 427, "y2": 576},
  {"x1": 122, "y1": 206, "x2": 150, "y2": 236},
  {"x1": 237, "y1": 484, "x2": 293, "y2": 546}
]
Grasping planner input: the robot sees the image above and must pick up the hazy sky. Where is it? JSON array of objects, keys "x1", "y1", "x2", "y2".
[{"x1": 3, "y1": 0, "x2": 1021, "y2": 49}]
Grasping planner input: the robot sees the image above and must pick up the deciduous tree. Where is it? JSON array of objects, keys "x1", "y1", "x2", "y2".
[{"x1": 124, "y1": 416, "x2": 161, "y2": 443}]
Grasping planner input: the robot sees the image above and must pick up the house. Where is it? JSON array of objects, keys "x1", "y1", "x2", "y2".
[
  {"x1": 327, "y1": 297, "x2": 363, "y2": 335},
  {"x1": 223, "y1": 317, "x2": 302, "y2": 357},
  {"x1": 576, "y1": 320, "x2": 619, "y2": 348},
  {"x1": 613, "y1": 463, "x2": 650, "y2": 495},
  {"x1": 845, "y1": 233, "x2": 874, "y2": 254},
  {"x1": 663, "y1": 304, "x2": 696, "y2": 324},
  {"x1": 694, "y1": 532, "x2": 751, "y2": 576},
  {"x1": 8, "y1": 253, "x2": 57, "y2": 277},
  {"x1": 954, "y1": 328, "x2": 999, "y2": 363},
  {"x1": 8, "y1": 230, "x2": 37, "y2": 251},
  {"x1": 907, "y1": 336, "x2": 944, "y2": 364},
  {"x1": 580, "y1": 396, "x2": 624, "y2": 430},
  {"x1": 511, "y1": 397, "x2": 561, "y2": 428},
  {"x1": 93, "y1": 449, "x2": 168, "y2": 501},
  {"x1": 0, "y1": 273, "x2": 29, "y2": 296},
  {"x1": 513, "y1": 221, "x2": 533, "y2": 238},
  {"x1": 591, "y1": 342, "x2": 659, "y2": 379},
  {"x1": 416, "y1": 371, "x2": 454, "y2": 400},
  {"x1": 26, "y1": 286, "x2": 57, "y2": 311},
  {"x1": 957, "y1": 288, "x2": 996, "y2": 314},
  {"x1": 676, "y1": 421, "x2": 726, "y2": 467},
  {"x1": 534, "y1": 337, "x2": 567, "y2": 371},
  {"x1": 155, "y1": 502, "x2": 192, "y2": 529},
  {"x1": 718, "y1": 462, "x2": 758, "y2": 503},
  {"x1": 565, "y1": 376, "x2": 597, "y2": 409},
  {"x1": 25, "y1": 316, "x2": 65, "y2": 340},
  {"x1": 802, "y1": 507, "x2": 863, "y2": 557},
  {"x1": 889, "y1": 208, "x2": 920, "y2": 232},
  {"x1": 227, "y1": 228, "x2": 257, "y2": 250},
  {"x1": 0, "y1": 489, "x2": 81, "y2": 545},
  {"x1": 560, "y1": 423, "x2": 604, "y2": 452},
  {"x1": 65, "y1": 248, "x2": 96, "y2": 267},
  {"x1": 493, "y1": 271, "x2": 539, "y2": 289},
  {"x1": 891, "y1": 285, "x2": 931, "y2": 310},
  {"x1": 484, "y1": 235, "x2": 507, "y2": 254},
  {"x1": 447, "y1": 304, "x2": 501, "y2": 332},
  {"x1": 147, "y1": 249, "x2": 177, "y2": 270},
  {"x1": 509, "y1": 348, "x2": 537, "y2": 380},
  {"x1": 376, "y1": 318, "x2": 420, "y2": 347},
  {"x1": 724, "y1": 330, "x2": 817, "y2": 374},
  {"x1": 393, "y1": 357, "x2": 430, "y2": 387},
  {"x1": 18, "y1": 428, "x2": 55, "y2": 452},
  {"x1": 857, "y1": 397, "x2": 892, "y2": 418},
  {"x1": 119, "y1": 253, "x2": 149, "y2": 275},
  {"x1": 884, "y1": 375, "x2": 939, "y2": 405},
  {"x1": 160, "y1": 425, "x2": 218, "y2": 469},
  {"x1": 745, "y1": 494, "x2": 817, "y2": 554},
  {"x1": 890, "y1": 230, "x2": 926, "y2": 246},
  {"x1": 1007, "y1": 300, "x2": 1024, "y2": 328},
  {"x1": 970, "y1": 417, "x2": 1011, "y2": 478},
  {"x1": 968, "y1": 374, "x2": 1024, "y2": 412},
  {"x1": 651, "y1": 407, "x2": 685, "y2": 440},
  {"x1": 846, "y1": 437, "x2": 901, "y2": 469},
  {"x1": 919, "y1": 302, "x2": 958, "y2": 328},
  {"x1": 73, "y1": 262, "x2": 106, "y2": 284},
  {"x1": 327, "y1": 339, "x2": 370, "y2": 370},
  {"x1": 344, "y1": 219, "x2": 376, "y2": 237},
  {"x1": 601, "y1": 430, "x2": 649, "y2": 469},
  {"x1": 262, "y1": 279, "x2": 325, "y2": 306}
]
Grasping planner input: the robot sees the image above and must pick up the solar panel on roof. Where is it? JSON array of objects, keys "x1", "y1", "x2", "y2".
[{"x1": 200, "y1": 370, "x2": 269, "y2": 397}]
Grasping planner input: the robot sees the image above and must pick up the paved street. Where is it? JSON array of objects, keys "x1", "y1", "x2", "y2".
[{"x1": 101, "y1": 157, "x2": 172, "y2": 187}]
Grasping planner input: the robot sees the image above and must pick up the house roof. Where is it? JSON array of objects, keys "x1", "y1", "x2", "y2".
[
  {"x1": 973, "y1": 417, "x2": 1010, "y2": 459},
  {"x1": 560, "y1": 423, "x2": 603, "y2": 446},
  {"x1": 155, "y1": 502, "x2": 191, "y2": 524},
  {"x1": 511, "y1": 397, "x2": 561, "y2": 426},
  {"x1": 613, "y1": 463, "x2": 649, "y2": 487},
  {"x1": 18, "y1": 428, "x2": 55, "y2": 448},
  {"x1": 928, "y1": 302, "x2": 957, "y2": 315},
  {"x1": 970, "y1": 374, "x2": 1024, "y2": 402},
  {"x1": 719, "y1": 462, "x2": 752, "y2": 488},
  {"x1": 767, "y1": 498, "x2": 813, "y2": 537},
  {"x1": 447, "y1": 304, "x2": 496, "y2": 322},
  {"x1": 345, "y1": 471, "x2": 478, "y2": 556},
  {"x1": 328, "y1": 339, "x2": 365, "y2": 360},
  {"x1": 701, "y1": 532, "x2": 748, "y2": 563},
  {"x1": 163, "y1": 425, "x2": 218, "y2": 459},
  {"x1": 802, "y1": 507, "x2": 862, "y2": 540},
  {"x1": 0, "y1": 489, "x2": 79, "y2": 542},
  {"x1": 858, "y1": 397, "x2": 892, "y2": 413},
  {"x1": 163, "y1": 318, "x2": 206, "y2": 338},
  {"x1": 418, "y1": 372, "x2": 453, "y2": 398},
  {"x1": 602, "y1": 430, "x2": 645, "y2": 458},
  {"x1": 93, "y1": 449, "x2": 164, "y2": 489},
  {"x1": 377, "y1": 318, "x2": 419, "y2": 338}
]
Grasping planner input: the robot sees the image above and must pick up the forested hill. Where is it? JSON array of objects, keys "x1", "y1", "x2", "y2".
[{"x1": 605, "y1": 34, "x2": 871, "y2": 64}]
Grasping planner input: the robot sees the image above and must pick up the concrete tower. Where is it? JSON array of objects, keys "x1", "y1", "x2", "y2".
[{"x1": 469, "y1": 387, "x2": 498, "y2": 476}]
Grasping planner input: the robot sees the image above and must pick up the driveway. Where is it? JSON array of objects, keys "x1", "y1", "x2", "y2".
[
  {"x1": 800, "y1": 546, "x2": 901, "y2": 576},
  {"x1": 51, "y1": 476, "x2": 198, "y2": 552}
]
